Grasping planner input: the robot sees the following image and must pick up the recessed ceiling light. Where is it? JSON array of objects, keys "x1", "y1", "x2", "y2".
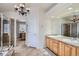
[
  {"x1": 68, "y1": 7, "x2": 73, "y2": 10},
  {"x1": 74, "y1": 10, "x2": 79, "y2": 12},
  {"x1": 57, "y1": 16, "x2": 60, "y2": 18},
  {"x1": 51, "y1": 16, "x2": 54, "y2": 18}
]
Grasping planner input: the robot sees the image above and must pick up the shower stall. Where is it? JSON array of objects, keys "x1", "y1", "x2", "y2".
[{"x1": 0, "y1": 14, "x2": 14, "y2": 56}]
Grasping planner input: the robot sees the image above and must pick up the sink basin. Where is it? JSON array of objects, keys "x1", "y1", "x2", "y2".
[{"x1": 72, "y1": 40, "x2": 79, "y2": 43}]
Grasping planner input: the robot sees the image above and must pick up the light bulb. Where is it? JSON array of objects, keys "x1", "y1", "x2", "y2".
[
  {"x1": 20, "y1": 3, "x2": 24, "y2": 7},
  {"x1": 14, "y1": 5, "x2": 18, "y2": 8},
  {"x1": 68, "y1": 7, "x2": 73, "y2": 10},
  {"x1": 26, "y1": 8, "x2": 30, "y2": 10}
]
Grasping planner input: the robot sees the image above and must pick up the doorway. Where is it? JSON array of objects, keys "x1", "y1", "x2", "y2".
[{"x1": 16, "y1": 20, "x2": 27, "y2": 46}]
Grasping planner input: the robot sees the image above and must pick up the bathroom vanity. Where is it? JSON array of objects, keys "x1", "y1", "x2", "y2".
[{"x1": 45, "y1": 35, "x2": 79, "y2": 56}]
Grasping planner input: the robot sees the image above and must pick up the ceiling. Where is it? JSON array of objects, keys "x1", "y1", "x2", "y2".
[
  {"x1": 0, "y1": 3, "x2": 57, "y2": 21},
  {"x1": 0, "y1": 3, "x2": 56, "y2": 12},
  {"x1": 47, "y1": 3, "x2": 79, "y2": 19},
  {"x1": 1, "y1": 3, "x2": 79, "y2": 19}
]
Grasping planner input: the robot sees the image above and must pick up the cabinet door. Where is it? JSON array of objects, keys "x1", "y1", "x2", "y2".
[
  {"x1": 46, "y1": 38, "x2": 49, "y2": 48},
  {"x1": 46, "y1": 37, "x2": 48, "y2": 47},
  {"x1": 53, "y1": 42, "x2": 58, "y2": 54},
  {"x1": 64, "y1": 44, "x2": 71, "y2": 56},
  {"x1": 58, "y1": 42, "x2": 65, "y2": 56},
  {"x1": 49, "y1": 39, "x2": 53, "y2": 51},
  {"x1": 77, "y1": 48, "x2": 79, "y2": 56},
  {"x1": 51, "y1": 40, "x2": 54, "y2": 51},
  {"x1": 47, "y1": 38, "x2": 50, "y2": 48},
  {"x1": 71, "y1": 46, "x2": 76, "y2": 56},
  {"x1": 52, "y1": 40, "x2": 59, "y2": 55}
]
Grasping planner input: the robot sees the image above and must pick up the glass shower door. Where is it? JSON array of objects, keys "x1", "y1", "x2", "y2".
[
  {"x1": 0, "y1": 15, "x2": 1, "y2": 53},
  {"x1": 0, "y1": 14, "x2": 14, "y2": 56},
  {"x1": 2, "y1": 15, "x2": 10, "y2": 51}
]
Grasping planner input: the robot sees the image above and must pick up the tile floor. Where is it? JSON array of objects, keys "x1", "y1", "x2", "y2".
[{"x1": 13, "y1": 40, "x2": 55, "y2": 56}]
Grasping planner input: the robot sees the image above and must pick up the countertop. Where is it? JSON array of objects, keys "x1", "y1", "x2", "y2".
[{"x1": 47, "y1": 35, "x2": 79, "y2": 47}]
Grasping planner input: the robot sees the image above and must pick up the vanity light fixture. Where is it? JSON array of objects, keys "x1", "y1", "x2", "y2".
[{"x1": 14, "y1": 3, "x2": 30, "y2": 16}]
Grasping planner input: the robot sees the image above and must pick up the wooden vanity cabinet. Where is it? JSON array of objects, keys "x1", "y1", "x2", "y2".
[
  {"x1": 46, "y1": 37, "x2": 59, "y2": 55},
  {"x1": 64, "y1": 44, "x2": 77, "y2": 56},
  {"x1": 46, "y1": 36, "x2": 79, "y2": 56}
]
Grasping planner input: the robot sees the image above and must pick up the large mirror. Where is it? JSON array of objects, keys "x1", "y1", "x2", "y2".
[
  {"x1": 3, "y1": 15, "x2": 10, "y2": 51},
  {"x1": 0, "y1": 14, "x2": 14, "y2": 56},
  {"x1": 0, "y1": 16, "x2": 1, "y2": 52},
  {"x1": 61, "y1": 15, "x2": 79, "y2": 38}
]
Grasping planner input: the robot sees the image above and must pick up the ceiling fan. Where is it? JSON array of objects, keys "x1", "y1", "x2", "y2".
[{"x1": 70, "y1": 15, "x2": 79, "y2": 22}]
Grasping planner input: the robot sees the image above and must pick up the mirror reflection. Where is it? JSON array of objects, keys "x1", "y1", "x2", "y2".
[{"x1": 3, "y1": 18, "x2": 9, "y2": 50}]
